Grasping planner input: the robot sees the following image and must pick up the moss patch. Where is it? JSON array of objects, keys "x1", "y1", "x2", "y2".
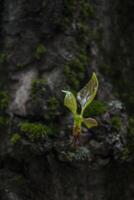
[
  {"x1": 10, "y1": 133, "x2": 22, "y2": 145},
  {"x1": 19, "y1": 122, "x2": 52, "y2": 141},
  {"x1": 61, "y1": 1, "x2": 95, "y2": 91},
  {"x1": 0, "y1": 116, "x2": 9, "y2": 128},
  {"x1": 30, "y1": 78, "x2": 47, "y2": 110},
  {"x1": 111, "y1": 116, "x2": 122, "y2": 130},
  {"x1": 31, "y1": 79, "x2": 47, "y2": 97},
  {"x1": 122, "y1": 118, "x2": 134, "y2": 159},
  {"x1": 0, "y1": 91, "x2": 10, "y2": 129},
  {"x1": 34, "y1": 44, "x2": 47, "y2": 60},
  {"x1": 63, "y1": 52, "x2": 89, "y2": 90},
  {"x1": 0, "y1": 91, "x2": 10, "y2": 111},
  {"x1": 30, "y1": 78, "x2": 61, "y2": 122},
  {"x1": 61, "y1": 0, "x2": 94, "y2": 30},
  {"x1": 45, "y1": 96, "x2": 60, "y2": 120},
  {"x1": 84, "y1": 100, "x2": 108, "y2": 117}
]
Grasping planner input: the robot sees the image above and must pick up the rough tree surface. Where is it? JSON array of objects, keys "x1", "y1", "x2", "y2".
[{"x1": 0, "y1": 0, "x2": 134, "y2": 200}]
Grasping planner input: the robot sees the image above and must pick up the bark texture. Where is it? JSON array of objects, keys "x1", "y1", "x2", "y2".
[{"x1": 0, "y1": 0, "x2": 134, "y2": 200}]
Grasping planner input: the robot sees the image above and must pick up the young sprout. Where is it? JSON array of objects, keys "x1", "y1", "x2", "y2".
[{"x1": 62, "y1": 72, "x2": 98, "y2": 144}]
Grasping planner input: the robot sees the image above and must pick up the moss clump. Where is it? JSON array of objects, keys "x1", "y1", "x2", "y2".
[
  {"x1": 0, "y1": 91, "x2": 10, "y2": 129},
  {"x1": 111, "y1": 116, "x2": 122, "y2": 130},
  {"x1": 44, "y1": 96, "x2": 61, "y2": 120},
  {"x1": 84, "y1": 100, "x2": 108, "y2": 117},
  {"x1": 0, "y1": 53, "x2": 7, "y2": 64},
  {"x1": 0, "y1": 91, "x2": 10, "y2": 111},
  {"x1": 64, "y1": 65, "x2": 80, "y2": 89},
  {"x1": 61, "y1": 1, "x2": 94, "y2": 89},
  {"x1": 31, "y1": 79, "x2": 47, "y2": 98},
  {"x1": 19, "y1": 122, "x2": 52, "y2": 140},
  {"x1": 121, "y1": 118, "x2": 134, "y2": 159},
  {"x1": 61, "y1": 0, "x2": 94, "y2": 30},
  {"x1": 30, "y1": 79, "x2": 60, "y2": 121},
  {"x1": 10, "y1": 133, "x2": 22, "y2": 145},
  {"x1": 61, "y1": 0, "x2": 77, "y2": 29},
  {"x1": 30, "y1": 79, "x2": 47, "y2": 114},
  {"x1": 34, "y1": 44, "x2": 47, "y2": 60},
  {"x1": 121, "y1": 147, "x2": 130, "y2": 160},
  {"x1": 0, "y1": 116, "x2": 9, "y2": 128},
  {"x1": 63, "y1": 53, "x2": 89, "y2": 90},
  {"x1": 128, "y1": 118, "x2": 134, "y2": 136},
  {"x1": 80, "y1": 2, "x2": 94, "y2": 19},
  {"x1": 47, "y1": 97, "x2": 59, "y2": 113}
]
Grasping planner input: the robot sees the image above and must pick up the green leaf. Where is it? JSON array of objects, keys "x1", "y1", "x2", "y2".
[
  {"x1": 77, "y1": 72, "x2": 98, "y2": 113},
  {"x1": 83, "y1": 117, "x2": 98, "y2": 128},
  {"x1": 62, "y1": 90, "x2": 77, "y2": 115}
]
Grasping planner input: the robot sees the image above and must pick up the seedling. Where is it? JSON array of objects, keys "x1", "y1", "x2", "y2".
[{"x1": 62, "y1": 72, "x2": 98, "y2": 144}]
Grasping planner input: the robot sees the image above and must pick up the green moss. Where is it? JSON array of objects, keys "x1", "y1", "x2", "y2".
[
  {"x1": 62, "y1": 0, "x2": 94, "y2": 30},
  {"x1": 61, "y1": 1, "x2": 94, "y2": 88},
  {"x1": 0, "y1": 91, "x2": 10, "y2": 129},
  {"x1": 0, "y1": 116, "x2": 9, "y2": 128},
  {"x1": 76, "y1": 23, "x2": 92, "y2": 44},
  {"x1": 78, "y1": 53, "x2": 89, "y2": 64},
  {"x1": 44, "y1": 96, "x2": 61, "y2": 120},
  {"x1": 30, "y1": 78, "x2": 60, "y2": 121},
  {"x1": 61, "y1": 0, "x2": 76, "y2": 28},
  {"x1": 69, "y1": 58, "x2": 85, "y2": 71},
  {"x1": 19, "y1": 122, "x2": 52, "y2": 140},
  {"x1": 31, "y1": 79, "x2": 47, "y2": 97},
  {"x1": 80, "y1": 2, "x2": 94, "y2": 19},
  {"x1": 84, "y1": 100, "x2": 108, "y2": 117},
  {"x1": 10, "y1": 133, "x2": 22, "y2": 145},
  {"x1": 63, "y1": 53, "x2": 89, "y2": 90},
  {"x1": 30, "y1": 79, "x2": 47, "y2": 113},
  {"x1": 64, "y1": 64, "x2": 80, "y2": 89},
  {"x1": 121, "y1": 147, "x2": 130, "y2": 160},
  {"x1": 48, "y1": 97, "x2": 59, "y2": 112},
  {"x1": 0, "y1": 53, "x2": 7, "y2": 64},
  {"x1": 111, "y1": 116, "x2": 122, "y2": 129},
  {"x1": 0, "y1": 91, "x2": 10, "y2": 111},
  {"x1": 34, "y1": 44, "x2": 47, "y2": 60}
]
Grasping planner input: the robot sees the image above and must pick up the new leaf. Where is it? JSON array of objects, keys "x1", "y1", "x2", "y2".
[
  {"x1": 62, "y1": 90, "x2": 77, "y2": 115},
  {"x1": 77, "y1": 73, "x2": 98, "y2": 114}
]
